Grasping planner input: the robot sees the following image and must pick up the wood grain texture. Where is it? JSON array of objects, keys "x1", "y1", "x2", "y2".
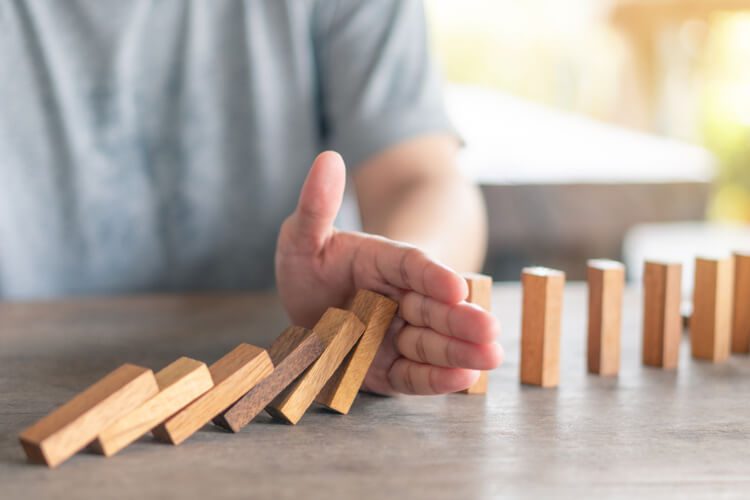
[
  {"x1": 459, "y1": 273, "x2": 493, "y2": 394},
  {"x1": 520, "y1": 267, "x2": 565, "y2": 387},
  {"x1": 5, "y1": 289, "x2": 750, "y2": 498},
  {"x1": 18, "y1": 364, "x2": 158, "y2": 467},
  {"x1": 213, "y1": 327, "x2": 324, "y2": 432},
  {"x1": 731, "y1": 252, "x2": 750, "y2": 354},
  {"x1": 152, "y1": 344, "x2": 272, "y2": 444},
  {"x1": 266, "y1": 308, "x2": 365, "y2": 424},
  {"x1": 91, "y1": 357, "x2": 213, "y2": 456},
  {"x1": 587, "y1": 260, "x2": 625, "y2": 376},
  {"x1": 691, "y1": 257, "x2": 733, "y2": 362},
  {"x1": 642, "y1": 261, "x2": 683, "y2": 368},
  {"x1": 315, "y1": 290, "x2": 398, "y2": 412}
]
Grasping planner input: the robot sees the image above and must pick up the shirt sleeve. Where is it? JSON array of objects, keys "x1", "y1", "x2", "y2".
[{"x1": 313, "y1": 0, "x2": 458, "y2": 170}]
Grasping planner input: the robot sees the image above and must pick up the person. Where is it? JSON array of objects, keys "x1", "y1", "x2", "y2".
[{"x1": 0, "y1": 0, "x2": 503, "y2": 395}]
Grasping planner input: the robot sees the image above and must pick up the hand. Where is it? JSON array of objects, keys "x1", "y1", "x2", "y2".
[{"x1": 275, "y1": 152, "x2": 503, "y2": 395}]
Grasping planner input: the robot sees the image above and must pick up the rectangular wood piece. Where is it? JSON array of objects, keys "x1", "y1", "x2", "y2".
[
  {"x1": 266, "y1": 308, "x2": 365, "y2": 424},
  {"x1": 18, "y1": 364, "x2": 158, "y2": 467},
  {"x1": 92, "y1": 357, "x2": 213, "y2": 456},
  {"x1": 520, "y1": 267, "x2": 565, "y2": 387},
  {"x1": 732, "y1": 251, "x2": 750, "y2": 354},
  {"x1": 213, "y1": 327, "x2": 325, "y2": 432},
  {"x1": 691, "y1": 256, "x2": 733, "y2": 361},
  {"x1": 315, "y1": 290, "x2": 398, "y2": 413},
  {"x1": 152, "y1": 344, "x2": 273, "y2": 445},
  {"x1": 642, "y1": 261, "x2": 683, "y2": 368},
  {"x1": 459, "y1": 273, "x2": 493, "y2": 393},
  {"x1": 587, "y1": 259, "x2": 625, "y2": 376}
]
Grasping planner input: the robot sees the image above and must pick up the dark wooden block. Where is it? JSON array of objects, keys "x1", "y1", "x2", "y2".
[{"x1": 213, "y1": 326, "x2": 324, "y2": 432}]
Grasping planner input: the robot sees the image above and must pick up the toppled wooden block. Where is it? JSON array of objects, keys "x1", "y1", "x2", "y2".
[
  {"x1": 266, "y1": 308, "x2": 364, "y2": 424},
  {"x1": 520, "y1": 267, "x2": 565, "y2": 387},
  {"x1": 642, "y1": 261, "x2": 683, "y2": 368},
  {"x1": 92, "y1": 357, "x2": 213, "y2": 456},
  {"x1": 732, "y1": 251, "x2": 750, "y2": 354},
  {"x1": 316, "y1": 290, "x2": 398, "y2": 413},
  {"x1": 458, "y1": 273, "x2": 493, "y2": 394},
  {"x1": 152, "y1": 344, "x2": 272, "y2": 445},
  {"x1": 691, "y1": 256, "x2": 733, "y2": 362},
  {"x1": 213, "y1": 327, "x2": 324, "y2": 432},
  {"x1": 19, "y1": 364, "x2": 158, "y2": 467},
  {"x1": 587, "y1": 259, "x2": 625, "y2": 376}
]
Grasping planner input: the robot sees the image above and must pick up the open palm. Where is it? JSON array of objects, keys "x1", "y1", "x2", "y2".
[{"x1": 275, "y1": 152, "x2": 502, "y2": 395}]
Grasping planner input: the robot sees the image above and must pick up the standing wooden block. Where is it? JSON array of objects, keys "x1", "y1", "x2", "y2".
[
  {"x1": 520, "y1": 267, "x2": 565, "y2": 387},
  {"x1": 691, "y1": 256, "x2": 733, "y2": 362},
  {"x1": 91, "y1": 357, "x2": 213, "y2": 456},
  {"x1": 732, "y1": 252, "x2": 750, "y2": 354},
  {"x1": 18, "y1": 364, "x2": 158, "y2": 468},
  {"x1": 315, "y1": 290, "x2": 398, "y2": 413},
  {"x1": 152, "y1": 344, "x2": 272, "y2": 445},
  {"x1": 587, "y1": 260, "x2": 625, "y2": 376},
  {"x1": 458, "y1": 273, "x2": 493, "y2": 394},
  {"x1": 642, "y1": 261, "x2": 683, "y2": 368},
  {"x1": 266, "y1": 308, "x2": 365, "y2": 425},
  {"x1": 213, "y1": 327, "x2": 325, "y2": 432}
]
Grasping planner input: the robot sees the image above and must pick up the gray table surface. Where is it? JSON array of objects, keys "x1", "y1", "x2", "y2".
[{"x1": 1, "y1": 283, "x2": 748, "y2": 499}]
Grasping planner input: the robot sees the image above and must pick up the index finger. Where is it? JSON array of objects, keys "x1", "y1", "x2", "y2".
[{"x1": 360, "y1": 235, "x2": 468, "y2": 304}]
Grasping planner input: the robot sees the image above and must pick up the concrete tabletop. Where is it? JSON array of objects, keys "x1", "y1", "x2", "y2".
[{"x1": 1, "y1": 283, "x2": 748, "y2": 499}]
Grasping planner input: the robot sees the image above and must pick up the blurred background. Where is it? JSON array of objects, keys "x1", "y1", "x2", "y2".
[{"x1": 424, "y1": 0, "x2": 750, "y2": 288}]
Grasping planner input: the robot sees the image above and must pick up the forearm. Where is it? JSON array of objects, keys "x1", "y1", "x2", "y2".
[
  {"x1": 354, "y1": 135, "x2": 488, "y2": 273},
  {"x1": 360, "y1": 174, "x2": 487, "y2": 273}
]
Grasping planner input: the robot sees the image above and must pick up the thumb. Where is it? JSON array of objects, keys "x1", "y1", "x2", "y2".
[{"x1": 286, "y1": 151, "x2": 346, "y2": 253}]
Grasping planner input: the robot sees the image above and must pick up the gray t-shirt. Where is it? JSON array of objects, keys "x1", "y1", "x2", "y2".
[{"x1": 0, "y1": 0, "x2": 454, "y2": 299}]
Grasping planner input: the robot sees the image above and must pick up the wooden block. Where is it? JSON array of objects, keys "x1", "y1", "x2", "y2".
[
  {"x1": 691, "y1": 256, "x2": 733, "y2": 362},
  {"x1": 266, "y1": 308, "x2": 365, "y2": 424},
  {"x1": 642, "y1": 261, "x2": 683, "y2": 368},
  {"x1": 18, "y1": 364, "x2": 158, "y2": 468},
  {"x1": 587, "y1": 260, "x2": 625, "y2": 376},
  {"x1": 315, "y1": 290, "x2": 398, "y2": 413},
  {"x1": 91, "y1": 357, "x2": 213, "y2": 456},
  {"x1": 520, "y1": 267, "x2": 565, "y2": 387},
  {"x1": 152, "y1": 344, "x2": 272, "y2": 445},
  {"x1": 213, "y1": 327, "x2": 324, "y2": 432},
  {"x1": 731, "y1": 252, "x2": 750, "y2": 354},
  {"x1": 458, "y1": 273, "x2": 493, "y2": 394}
]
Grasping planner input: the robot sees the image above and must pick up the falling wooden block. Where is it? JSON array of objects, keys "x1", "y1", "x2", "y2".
[
  {"x1": 266, "y1": 308, "x2": 365, "y2": 424},
  {"x1": 642, "y1": 261, "x2": 683, "y2": 368},
  {"x1": 152, "y1": 344, "x2": 272, "y2": 445},
  {"x1": 91, "y1": 357, "x2": 213, "y2": 456},
  {"x1": 520, "y1": 267, "x2": 565, "y2": 387},
  {"x1": 315, "y1": 290, "x2": 398, "y2": 413},
  {"x1": 691, "y1": 256, "x2": 733, "y2": 362},
  {"x1": 458, "y1": 273, "x2": 493, "y2": 394},
  {"x1": 213, "y1": 327, "x2": 325, "y2": 432},
  {"x1": 18, "y1": 364, "x2": 158, "y2": 468},
  {"x1": 586, "y1": 259, "x2": 625, "y2": 376},
  {"x1": 732, "y1": 251, "x2": 750, "y2": 354}
]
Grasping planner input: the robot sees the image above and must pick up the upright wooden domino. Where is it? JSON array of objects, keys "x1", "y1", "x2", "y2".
[
  {"x1": 459, "y1": 273, "x2": 493, "y2": 394},
  {"x1": 213, "y1": 327, "x2": 325, "y2": 432},
  {"x1": 316, "y1": 290, "x2": 398, "y2": 413},
  {"x1": 520, "y1": 267, "x2": 565, "y2": 387},
  {"x1": 642, "y1": 261, "x2": 682, "y2": 368},
  {"x1": 691, "y1": 256, "x2": 733, "y2": 362},
  {"x1": 19, "y1": 364, "x2": 158, "y2": 467},
  {"x1": 732, "y1": 251, "x2": 750, "y2": 354},
  {"x1": 266, "y1": 308, "x2": 364, "y2": 424},
  {"x1": 91, "y1": 357, "x2": 214, "y2": 456},
  {"x1": 152, "y1": 344, "x2": 272, "y2": 445},
  {"x1": 587, "y1": 259, "x2": 625, "y2": 376}
]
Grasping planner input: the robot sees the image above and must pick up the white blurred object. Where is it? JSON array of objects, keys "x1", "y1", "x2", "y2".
[
  {"x1": 623, "y1": 222, "x2": 750, "y2": 298},
  {"x1": 445, "y1": 84, "x2": 718, "y2": 185}
]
